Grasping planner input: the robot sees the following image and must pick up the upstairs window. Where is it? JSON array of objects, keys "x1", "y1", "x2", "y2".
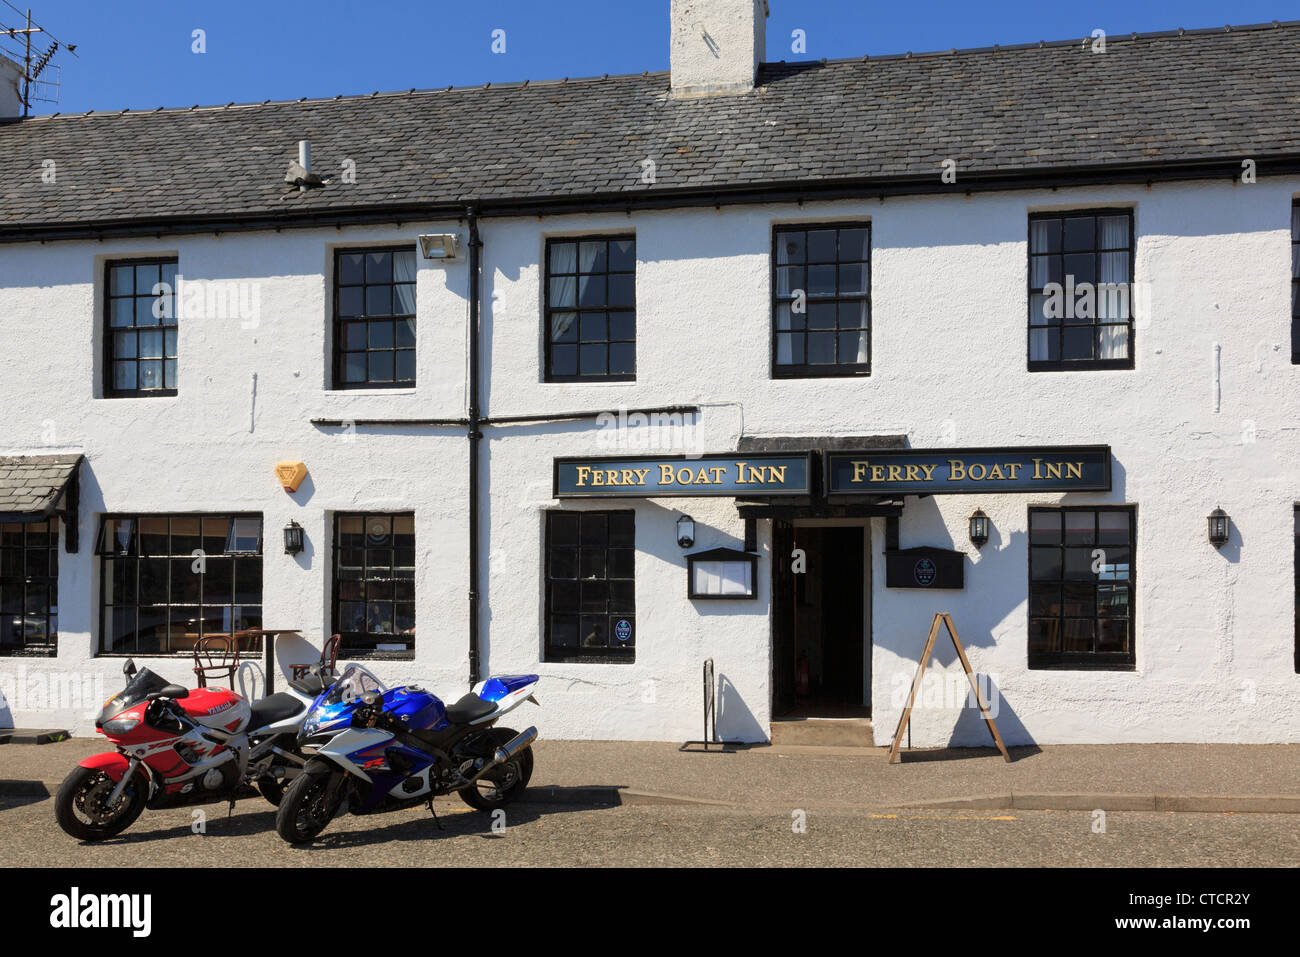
[
  {"x1": 334, "y1": 247, "x2": 417, "y2": 388},
  {"x1": 105, "y1": 258, "x2": 178, "y2": 396},
  {"x1": 544, "y1": 236, "x2": 636, "y2": 382},
  {"x1": 1028, "y1": 210, "x2": 1134, "y2": 370},
  {"x1": 772, "y1": 223, "x2": 871, "y2": 377}
]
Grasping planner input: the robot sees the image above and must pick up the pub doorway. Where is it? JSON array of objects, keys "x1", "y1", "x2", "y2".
[{"x1": 772, "y1": 520, "x2": 871, "y2": 718}]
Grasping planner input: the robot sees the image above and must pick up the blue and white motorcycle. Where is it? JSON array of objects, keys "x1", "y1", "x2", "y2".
[{"x1": 275, "y1": 664, "x2": 539, "y2": 844}]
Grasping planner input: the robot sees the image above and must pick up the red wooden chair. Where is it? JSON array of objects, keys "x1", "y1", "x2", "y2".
[{"x1": 290, "y1": 633, "x2": 341, "y2": 681}]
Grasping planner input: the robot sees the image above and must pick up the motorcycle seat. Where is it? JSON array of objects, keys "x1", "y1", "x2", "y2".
[
  {"x1": 246, "y1": 692, "x2": 306, "y2": 732},
  {"x1": 289, "y1": 674, "x2": 326, "y2": 697},
  {"x1": 445, "y1": 692, "x2": 495, "y2": 725}
]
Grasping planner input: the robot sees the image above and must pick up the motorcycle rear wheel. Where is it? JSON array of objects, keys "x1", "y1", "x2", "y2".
[
  {"x1": 275, "y1": 764, "x2": 343, "y2": 844},
  {"x1": 458, "y1": 727, "x2": 534, "y2": 812},
  {"x1": 54, "y1": 766, "x2": 148, "y2": 842}
]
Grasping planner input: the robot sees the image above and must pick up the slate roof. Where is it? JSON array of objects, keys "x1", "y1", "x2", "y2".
[
  {"x1": 0, "y1": 455, "x2": 82, "y2": 518},
  {"x1": 0, "y1": 22, "x2": 1298, "y2": 235}
]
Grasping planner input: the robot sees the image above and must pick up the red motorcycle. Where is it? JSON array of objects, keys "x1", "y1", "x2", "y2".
[{"x1": 55, "y1": 659, "x2": 318, "y2": 841}]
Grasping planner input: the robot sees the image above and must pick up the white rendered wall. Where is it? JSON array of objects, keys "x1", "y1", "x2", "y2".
[{"x1": 1, "y1": 176, "x2": 1298, "y2": 745}]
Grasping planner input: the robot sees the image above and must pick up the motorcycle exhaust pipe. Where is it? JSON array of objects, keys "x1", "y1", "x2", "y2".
[{"x1": 468, "y1": 726, "x2": 538, "y2": 783}]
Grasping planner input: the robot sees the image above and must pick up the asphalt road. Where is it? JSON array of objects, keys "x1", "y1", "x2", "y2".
[{"x1": 3, "y1": 791, "x2": 1298, "y2": 867}]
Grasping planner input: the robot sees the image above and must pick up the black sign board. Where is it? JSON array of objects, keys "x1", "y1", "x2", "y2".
[
  {"x1": 826, "y1": 445, "x2": 1110, "y2": 496},
  {"x1": 554, "y1": 453, "x2": 812, "y2": 499},
  {"x1": 885, "y1": 547, "x2": 965, "y2": 589}
]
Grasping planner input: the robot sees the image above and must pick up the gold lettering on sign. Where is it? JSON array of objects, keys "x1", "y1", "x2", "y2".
[
  {"x1": 659, "y1": 464, "x2": 675, "y2": 485},
  {"x1": 1032, "y1": 458, "x2": 1044, "y2": 479},
  {"x1": 851, "y1": 461, "x2": 869, "y2": 482},
  {"x1": 968, "y1": 462, "x2": 987, "y2": 481},
  {"x1": 1044, "y1": 462, "x2": 1062, "y2": 480},
  {"x1": 986, "y1": 464, "x2": 1006, "y2": 481},
  {"x1": 633, "y1": 468, "x2": 650, "y2": 485},
  {"x1": 871, "y1": 465, "x2": 886, "y2": 482},
  {"x1": 1006, "y1": 463, "x2": 1022, "y2": 479},
  {"x1": 948, "y1": 459, "x2": 966, "y2": 481},
  {"x1": 920, "y1": 464, "x2": 937, "y2": 481},
  {"x1": 575, "y1": 466, "x2": 592, "y2": 487},
  {"x1": 1065, "y1": 462, "x2": 1083, "y2": 480}
]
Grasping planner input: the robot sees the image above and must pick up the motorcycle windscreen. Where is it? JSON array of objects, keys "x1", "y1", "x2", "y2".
[{"x1": 97, "y1": 667, "x2": 171, "y2": 724}]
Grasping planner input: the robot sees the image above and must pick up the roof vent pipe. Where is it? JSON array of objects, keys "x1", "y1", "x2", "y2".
[{"x1": 298, "y1": 140, "x2": 311, "y2": 192}]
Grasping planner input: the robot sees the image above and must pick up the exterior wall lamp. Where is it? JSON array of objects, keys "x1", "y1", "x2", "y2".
[
  {"x1": 968, "y1": 509, "x2": 990, "y2": 549},
  {"x1": 676, "y1": 514, "x2": 695, "y2": 549},
  {"x1": 283, "y1": 520, "x2": 305, "y2": 556},
  {"x1": 418, "y1": 233, "x2": 460, "y2": 260},
  {"x1": 1207, "y1": 508, "x2": 1230, "y2": 548}
]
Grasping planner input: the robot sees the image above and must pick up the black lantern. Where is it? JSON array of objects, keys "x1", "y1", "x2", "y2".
[
  {"x1": 676, "y1": 514, "x2": 695, "y2": 549},
  {"x1": 283, "y1": 520, "x2": 305, "y2": 555},
  {"x1": 968, "y1": 509, "x2": 990, "y2": 549},
  {"x1": 1207, "y1": 508, "x2": 1229, "y2": 548}
]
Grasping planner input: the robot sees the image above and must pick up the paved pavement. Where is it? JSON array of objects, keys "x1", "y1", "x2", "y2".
[{"x1": 3, "y1": 738, "x2": 1298, "y2": 866}]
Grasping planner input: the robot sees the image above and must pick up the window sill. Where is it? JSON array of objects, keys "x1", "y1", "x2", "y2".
[
  {"x1": 543, "y1": 377, "x2": 637, "y2": 386},
  {"x1": 543, "y1": 654, "x2": 636, "y2": 665},
  {"x1": 1027, "y1": 660, "x2": 1136, "y2": 672},
  {"x1": 325, "y1": 386, "x2": 417, "y2": 395},
  {"x1": 772, "y1": 367, "x2": 870, "y2": 380},
  {"x1": 98, "y1": 390, "x2": 179, "y2": 400},
  {"x1": 1027, "y1": 361, "x2": 1134, "y2": 373}
]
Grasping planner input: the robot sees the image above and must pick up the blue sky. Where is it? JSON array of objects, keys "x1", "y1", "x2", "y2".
[{"x1": 8, "y1": 0, "x2": 1298, "y2": 115}]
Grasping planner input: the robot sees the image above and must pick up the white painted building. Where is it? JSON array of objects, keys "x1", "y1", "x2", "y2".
[{"x1": 1, "y1": 3, "x2": 1299, "y2": 747}]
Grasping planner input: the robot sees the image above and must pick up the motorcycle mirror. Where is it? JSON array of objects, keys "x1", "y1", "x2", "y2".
[
  {"x1": 146, "y1": 684, "x2": 189, "y2": 700},
  {"x1": 123, "y1": 658, "x2": 137, "y2": 679}
]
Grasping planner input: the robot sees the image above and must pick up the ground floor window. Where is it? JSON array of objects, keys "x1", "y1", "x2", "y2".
[
  {"x1": 1028, "y1": 506, "x2": 1135, "y2": 669},
  {"x1": 333, "y1": 512, "x2": 415, "y2": 656},
  {"x1": 96, "y1": 514, "x2": 263, "y2": 655},
  {"x1": 0, "y1": 518, "x2": 58, "y2": 657},
  {"x1": 545, "y1": 510, "x2": 635, "y2": 662}
]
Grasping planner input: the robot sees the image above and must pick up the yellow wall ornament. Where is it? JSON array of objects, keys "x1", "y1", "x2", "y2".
[{"x1": 275, "y1": 461, "x2": 308, "y2": 492}]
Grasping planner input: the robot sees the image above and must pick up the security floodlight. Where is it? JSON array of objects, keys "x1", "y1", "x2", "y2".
[{"x1": 418, "y1": 233, "x2": 460, "y2": 260}]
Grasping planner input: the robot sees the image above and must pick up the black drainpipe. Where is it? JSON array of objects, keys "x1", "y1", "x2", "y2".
[{"x1": 466, "y1": 207, "x2": 483, "y2": 686}]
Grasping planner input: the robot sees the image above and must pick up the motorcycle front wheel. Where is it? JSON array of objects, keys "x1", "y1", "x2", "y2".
[
  {"x1": 54, "y1": 766, "x2": 148, "y2": 841},
  {"x1": 458, "y1": 727, "x2": 534, "y2": 812},
  {"x1": 275, "y1": 764, "x2": 343, "y2": 844}
]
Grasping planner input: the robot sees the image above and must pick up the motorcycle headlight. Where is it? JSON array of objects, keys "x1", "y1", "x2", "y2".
[
  {"x1": 301, "y1": 715, "x2": 320, "y2": 738},
  {"x1": 102, "y1": 716, "x2": 140, "y2": 735}
]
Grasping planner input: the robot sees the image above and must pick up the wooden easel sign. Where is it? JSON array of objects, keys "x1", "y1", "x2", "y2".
[{"x1": 887, "y1": 612, "x2": 1011, "y2": 764}]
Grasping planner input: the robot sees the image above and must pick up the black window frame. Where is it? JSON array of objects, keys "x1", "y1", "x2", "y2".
[
  {"x1": 770, "y1": 221, "x2": 872, "y2": 379},
  {"x1": 95, "y1": 513, "x2": 264, "y2": 656},
  {"x1": 1027, "y1": 505, "x2": 1136, "y2": 671},
  {"x1": 544, "y1": 510, "x2": 635, "y2": 663},
  {"x1": 1290, "y1": 201, "x2": 1299, "y2": 364},
  {"x1": 331, "y1": 511, "x2": 416, "y2": 659},
  {"x1": 0, "y1": 518, "x2": 59, "y2": 657},
  {"x1": 543, "y1": 235, "x2": 637, "y2": 383},
  {"x1": 103, "y1": 257, "x2": 180, "y2": 398},
  {"x1": 332, "y1": 245, "x2": 418, "y2": 390},
  {"x1": 1027, "y1": 208, "x2": 1136, "y2": 372}
]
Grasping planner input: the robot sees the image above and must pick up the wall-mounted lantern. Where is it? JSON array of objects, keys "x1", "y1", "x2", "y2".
[
  {"x1": 676, "y1": 514, "x2": 695, "y2": 549},
  {"x1": 1207, "y1": 508, "x2": 1230, "y2": 548},
  {"x1": 687, "y1": 547, "x2": 758, "y2": 600},
  {"x1": 283, "y1": 520, "x2": 305, "y2": 556},
  {"x1": 968, "y1": 509, "x2": 990, "y2": 549}
]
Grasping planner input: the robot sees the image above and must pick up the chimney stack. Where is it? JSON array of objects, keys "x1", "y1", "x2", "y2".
[
  {"x1": 0, "y1": 55, "x2": 23, "y2": 119},
  {"x1": 669, "y1": 0, "x2": 768, "y2": 97}
]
